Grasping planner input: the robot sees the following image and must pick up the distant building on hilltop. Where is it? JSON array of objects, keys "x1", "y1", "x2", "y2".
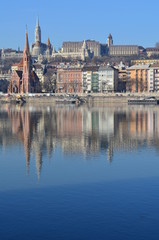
[
  {"x1": 146, "y1": 47, "x2": 159, "y2": 57},
  {"x1": 31, "y1": 17, "x2": 53, "y2": 60},
  {"x1": 107, "y1": 33, "x2": 113, "y2": 47},
  {"x1": 53, "y1": 40, "x2": 101, "y2": 60},
  {"x1": 105, "y1": 33, "x2": 140, "y2": 57},
  {"x1": 1, "y1": 48, "x2": 23, "y2": 60},
  {"x1": 109, "y1": 45, "x2": 139, "y2": 56},
  {"x1": 8, "y1": 30, "x2": 41, "y2": 94}
]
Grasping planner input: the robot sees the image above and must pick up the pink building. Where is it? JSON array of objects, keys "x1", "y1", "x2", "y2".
[{"x1": 56, "y1": 67, "x2": 82, "y2": 94}]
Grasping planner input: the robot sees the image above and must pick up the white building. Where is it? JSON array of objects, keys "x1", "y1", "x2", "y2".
[
  {"x1": 98, "y1": 64, "x2": 118, "y2": 93},
  {"x1": 82, "y1": 66, "x2": 99, "y2": 93},
  {"x1": 148, "y1": 64, "x2": 159, "y2": 92}
]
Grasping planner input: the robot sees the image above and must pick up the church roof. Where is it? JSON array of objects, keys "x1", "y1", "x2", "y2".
[
  {"x1": 99, "y1": 64, "x2": 116, "y2": 71},
  {"x1": 108, "y1": 33, "x2": 112, "y2": 38},
  {"x1": 15, "y1": 70, "x2": 23, "y2": 79},
  {"x1": 18, "y1": 58, "x2": 23, "y2": 67},
  {"x1": 82, "y1": 65, "x2": 99, "y2": 72},
  {"x1": 47, "y1": 38, "x2": 51, "y2": 47},
  {"x1": 24, "y1": 31, "x2": 30, "y2": 55}
]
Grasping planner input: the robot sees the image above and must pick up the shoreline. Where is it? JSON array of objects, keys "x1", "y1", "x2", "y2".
[{"x1": 1, "y1": 93, "x2": 159, "y2": 105}]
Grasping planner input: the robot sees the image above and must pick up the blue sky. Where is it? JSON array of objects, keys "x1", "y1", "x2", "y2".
[{"x1": 0, "y1": 0, "x2": 159, "y2": 51}]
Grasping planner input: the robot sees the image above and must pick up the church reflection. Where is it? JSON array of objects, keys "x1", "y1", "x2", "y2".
[{"x1": 1, "y1": 104, "x2": 159, "y2": 178}]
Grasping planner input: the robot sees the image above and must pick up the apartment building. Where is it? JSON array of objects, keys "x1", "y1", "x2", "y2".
[
  {"x1": 56, "y1": 67, "x2": 82, "y2": 94},
  {"x1": 82, "y1": 66, "x2": 99, "y2": 93},
  {"x1": 148, "y1": 64, "x2": 159, "y2": 92},
  {"x1": 98, "y1": 64, "x2": 118, "y2": 93},
  {"x1": 127, "y1": 64, "x2": 149, "y2": 92}
]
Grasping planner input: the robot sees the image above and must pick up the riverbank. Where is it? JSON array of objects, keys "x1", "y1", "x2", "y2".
[{"x1": 1, "y1": 92, "x2": 159, "y2": 105}]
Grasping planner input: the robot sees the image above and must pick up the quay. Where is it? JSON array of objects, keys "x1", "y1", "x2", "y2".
[
  {"x1": 128, "y1": 97, "x2": 159, "y2": 105},
  {"x1": 1, "y1": 93, "x2": 159, "y2": 105}
]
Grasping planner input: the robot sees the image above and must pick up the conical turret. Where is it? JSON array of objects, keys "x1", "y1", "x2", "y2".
[{"x1": 47, "y1": 38, "x2": 51, "y2": 48}]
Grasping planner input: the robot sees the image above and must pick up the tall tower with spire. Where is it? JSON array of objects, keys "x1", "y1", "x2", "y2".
[
  {"x1": 107, "y1": 34, "x2": 113, "y2": 47},
  {"x1": 35, "y1": 16, "x2": 41, "y2": 43},
  {"x1": 22, "y1": 30, "x2": 31, "y2": 93}
]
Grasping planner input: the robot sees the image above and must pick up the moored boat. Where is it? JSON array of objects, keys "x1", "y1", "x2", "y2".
[{"x1": 128, "y1": 97, "x2": 159, "y2": 105}]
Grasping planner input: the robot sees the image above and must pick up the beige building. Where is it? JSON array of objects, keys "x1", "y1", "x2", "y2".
[
  {"x1": 109, "y1": 45, "x2": 139, "y2": 56},
  {"x1": 131, "y1": 59, "x2": 159, "y2": 65},
  {"x1": 58, "y1": 40, "x2": 101, "y2": 59},
  {"x1": 146, "y1": 48, "x2": 159, "y2": 57},
  {"x1": 1, "y1": 48, "x2": 23, "y2": 60}
]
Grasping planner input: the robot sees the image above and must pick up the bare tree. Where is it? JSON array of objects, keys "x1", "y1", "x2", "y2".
[
  {"x1": 43, "y1": 70, "x2": 56, "y2": 93},
  {"x1": 0, "y1": 79, "x2": 10, "y2": 93}
]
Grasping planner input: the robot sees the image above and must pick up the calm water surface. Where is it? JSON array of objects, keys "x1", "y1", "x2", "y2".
[{"x1": 0, "y1": 103, "x2": 159, "y2": 240}]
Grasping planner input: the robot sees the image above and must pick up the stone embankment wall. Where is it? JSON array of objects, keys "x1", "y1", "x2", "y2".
[{"x1": 1, "y1": 92, "x2": 159, "y2": 105}]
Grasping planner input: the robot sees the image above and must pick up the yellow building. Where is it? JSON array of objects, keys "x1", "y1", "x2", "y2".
[
  {"x1": 127, "y1": 64, "x2": 149, "y2": 92},
  {"x1": 131, "y1": 59, "x2": 159, "y2": 65}
]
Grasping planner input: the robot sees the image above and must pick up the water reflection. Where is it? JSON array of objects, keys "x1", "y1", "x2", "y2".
[{"x1": 1, "y1": 104, "x2": 159, "y2": 178}]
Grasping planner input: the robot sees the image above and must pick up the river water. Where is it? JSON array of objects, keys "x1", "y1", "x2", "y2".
[{"x1": 0, "y1": 103, "x2": 159, "y2": 240}]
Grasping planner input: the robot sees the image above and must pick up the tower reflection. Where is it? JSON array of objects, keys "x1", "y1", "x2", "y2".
[{"x1": 2, "y1": 104, "x2": 159, "y2": 178}]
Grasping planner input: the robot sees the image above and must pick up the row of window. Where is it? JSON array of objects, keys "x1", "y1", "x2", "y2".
[
  {"x1": 59, "y1": 79, "x2": 81, "y2": 83},
  {"x1": 59, "y1": 74, "x2": 81, "y2": 78}
]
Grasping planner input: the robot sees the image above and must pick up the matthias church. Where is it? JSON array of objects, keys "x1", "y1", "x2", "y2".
[{"x1": 30, "y1": 17, "x2": 53, "y2": 60}]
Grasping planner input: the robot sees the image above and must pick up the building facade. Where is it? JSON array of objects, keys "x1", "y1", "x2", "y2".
[
  {"x1": 56, "y1": 67, "x2": 82, "y2": 94},
  {"x1": 146, "y1": 48, "x2": 159, "y2": 57},
  {"x1": 109, "y1": 45, "x2": 139, "y2": 56},
  {"x1": 59, "y1": 40, "x2": 101, "y2": 59},
  {"x1": 98, "y1": 64, "x2": 118, "y2": 93},
  {"x1": 148, "y1": 64, "x2": 159, "y2": 92},
  {"x1": 127, "y1": 64, "x2": 149, "y2": 92},
  {"x1": 1, "y1": 48, "x2": 23, "y2": 60},
  {"x1": 82, "y1": 66, "x2": 99, "y2": 93}
]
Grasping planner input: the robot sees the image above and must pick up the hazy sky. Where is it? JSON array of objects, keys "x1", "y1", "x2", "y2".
[{"x1": 1, "y1": 0, "x2": 159, "y2": 51}]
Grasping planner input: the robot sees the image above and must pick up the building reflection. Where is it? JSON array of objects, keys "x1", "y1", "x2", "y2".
[{"x1": 1, "y1": 104, "x2": 159, "y2": 178}]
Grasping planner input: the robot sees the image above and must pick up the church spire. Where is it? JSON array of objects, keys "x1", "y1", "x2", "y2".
[
  {"x1": 24, "y1": 28, "x2": 30, "y2": 55},
  {"x1": 47, "y1": 37, "x2": 51, "y2": 47},
  {"x1": 36, "y1": 16, "x2": 39, "y2": 27}
]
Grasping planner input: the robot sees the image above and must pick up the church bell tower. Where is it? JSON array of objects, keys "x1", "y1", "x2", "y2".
[{"x1": 35, "y1": 16, "x2": 41, "y2": 43}]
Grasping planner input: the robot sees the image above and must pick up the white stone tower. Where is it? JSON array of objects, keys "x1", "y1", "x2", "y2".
[
  {"x1": 81, "y1": 40, "x2": 88, "y2": 61},
  {"x1": 35, "y1": 16, "x2": 41, "y2": 43}
]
